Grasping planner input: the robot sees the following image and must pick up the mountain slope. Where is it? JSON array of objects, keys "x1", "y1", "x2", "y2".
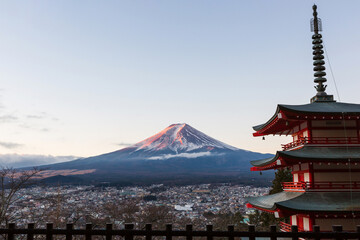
[
  {"x1": 38, "y1": 124, "x2": 272, "y2": 184},
  {"x1": 133, "y1": 123, "x2": 238, "y2": 153}
]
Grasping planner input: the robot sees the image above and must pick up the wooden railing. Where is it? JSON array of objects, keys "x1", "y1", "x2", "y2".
[
  {"x1": 1, "y1": 223, "x2": 360, "y2": 240},
  {"x1": 282, "y1": 181, "x2": 360, "y2": 191},
  {"x1": 281, "y1": 137, "x2": 360, "y2": 150},
  {"x1": 282, "y1": 182, "x2": 308, "y2": 190},
  {"x1": 279, "y1": 222, "x2": 304, "y2": 232},
  {"x1": 282, "y1": 138, "x2": 307, "y2": 150}
]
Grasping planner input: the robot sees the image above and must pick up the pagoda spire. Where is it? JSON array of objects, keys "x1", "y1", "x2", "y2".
[{"x1": 310, "y1": 4, "x2": 334, "y2": 103}]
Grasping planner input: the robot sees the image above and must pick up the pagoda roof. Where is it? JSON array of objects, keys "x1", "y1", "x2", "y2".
[
  {"x1": 251, "y1": 157, "x2": 277, "y2": 167},
  {"x1": 253, "y1": 101, "x2": 360, "y2": 136},
  {"x1": 245, "y1": 191, "x2": 360, "y2": 213},
  {"x1": 250, "y1": 146, "x2": 360, "y2": 170},
  {"x1": 280, "y1": 102, "x2": 360, "y2": 115}
]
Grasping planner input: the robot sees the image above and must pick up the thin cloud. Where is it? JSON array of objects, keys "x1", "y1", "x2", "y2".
[
  {"x1": 26, "y1": 112, "x2": 49, "y2": 120},
  {"x1": 148, "y1": 152, "x2": 224, "y2": 160},
  {"x1": 0, "y1": 115, "x2": 18, "y2": 123},
  {"x1": 22, "y1": 112, "x2": 57, "y2": 131},
  {"x1": 0, "y1": 141, "x2": 23, "y2": 149},
  {"x1": 117, "y1": 142, "x2": 134, "y2": 147},
  {"x1": 26, "y1": 115, "x2": 44, "y2": 119},
  {"x1": 18, "y1": 124, "x2": 51, "y2": 132},
  {"x1": 0, "y1": 154, "x2": 79, "y2": 168},
  {"x1": 0, "y1": 90, "x2": 5, "y2": 109},
  {"x1": 18, "y1": 123, "x2": 33, "y2": 129}
]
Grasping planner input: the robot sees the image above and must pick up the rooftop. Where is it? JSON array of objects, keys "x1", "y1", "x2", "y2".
[
  {"x1": 253, "y1": 102, "x2": 360, "y2": 136},
  {"x1": 250, "y1": 146, "x2": 360, "y2": 169},
  {"x1": 246, "y1": 191, "x2": 360, "y2": 213}
]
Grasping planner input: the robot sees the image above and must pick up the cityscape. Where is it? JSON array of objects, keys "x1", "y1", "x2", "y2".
[{"x1": 9, "y1": 184, "x2": 269, "y2": 229}]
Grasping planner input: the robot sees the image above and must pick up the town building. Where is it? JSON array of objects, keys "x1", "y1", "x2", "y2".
[{"x1": 245, "y1": 5, "x2": 360, "y2": 232}]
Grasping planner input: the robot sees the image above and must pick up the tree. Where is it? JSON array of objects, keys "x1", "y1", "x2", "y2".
[
  {"x1": 250, "y1": 168, "x2": 293, "y2": 230},
  {"x1": 0, "y1": 167, "x2": 42, "y2": 226},
  {"x1": 249, "y1": 168, "x2": 293, "y2": 230},
  {"x1": 269, "y1": 168, "x2": 292, "y2": 194},
  {"x1": 103, "y1": 199, "x2": 140, "y2": 226},
  {"x1": 137, "y1": 205, "x2": 176, "y2": 229},
  {"x1": 42, "y1": 187, "x2": 86, "y2": 228},
  {"x1": 248, "y1": 210, "x2": 277, "y2": 231},
  {"x1": 211, "y1": 211, "x2": 247, "y2": 231}
]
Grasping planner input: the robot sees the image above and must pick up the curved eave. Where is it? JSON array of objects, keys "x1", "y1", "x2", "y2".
[
  {"x1": 277, "y1": 192, "x2": 360, "y2": 213},
  {"x1": 245, "y1": 191, "x2": 303, "y2": 211},
  {"x1": 246, "y1": 192, "x2": 360, "y2": 214},
  {"x1": 252, "y1": 107, "x2": 302, "y2": 137},
  {"x1": 250, "y1": 154, "x2": 281, "y2": 171},
  {"x1": 245, "y1": 203, "x2": 277, "y2": 213},
  {"x1": 252, "y1": 102, "x2": 360, "y2": 137},
  {"x1": 280, "y1": 102, "x2": 360, "y2": 115},
  {"x1": 252, "y1": 105, "x2": 281, "y2": 136},
  {"x1": 250, "y1": 147, "x2": 360, "y2": 171},
  {"x1": 280, "y1": 146, "x2": 360, "y2": 161},
  {"x1": 252, "y1": 124, "x2": 265, "y2": 132}
]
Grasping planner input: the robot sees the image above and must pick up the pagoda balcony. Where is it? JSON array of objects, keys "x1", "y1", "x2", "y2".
[
  {"x1": 280, "y1": 221, "x2": 304, "y2": 232},
  {"x1": 282, "y1": 137, "x2": 360, "y2": 150},
  {"x1": 282, "y1": 181, "x2": 360, "y2": 191}
]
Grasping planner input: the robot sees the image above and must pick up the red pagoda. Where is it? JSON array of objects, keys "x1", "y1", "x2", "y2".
[{"x1": 245, "y1": 5, "x2": 360, "y2": 232}]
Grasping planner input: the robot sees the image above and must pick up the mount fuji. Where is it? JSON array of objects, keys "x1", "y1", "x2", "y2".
[{"x1": 38, "y1": 124, "x2": 272, "y2": 185}]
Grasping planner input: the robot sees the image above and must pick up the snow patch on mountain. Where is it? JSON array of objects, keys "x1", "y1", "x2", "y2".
[
  {"x1": 132, "y1": 123, "x2": 238, "y2": 153},
  {"x1": 148, "y1": 151, "x2": 224, "y2": 160}
]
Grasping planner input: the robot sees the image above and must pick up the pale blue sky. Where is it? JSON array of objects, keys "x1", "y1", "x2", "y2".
[{"x1": 0, "y1": 1, "x2": 359, "y2": 157}]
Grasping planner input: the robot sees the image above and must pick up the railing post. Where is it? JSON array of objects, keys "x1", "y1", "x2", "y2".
[
  {"x1": 66, "y1": 224, "x2": 73, "y2": 240},
  {"x1": 8, "y1": 223, "x2": 15, "y2": 240},
  {"x1": 85, "y1": 224, "x2": 92, "y2": 240},
  {"x1": 27, "y1": 223, "x2": 35, "y2": 240},
  {"x1": 186, "y1": 225, "x2": 193, "y2": 240},
  {"x1": 291, "y1": 225, "x2": 298, "y2": 240},
  {"x1": 332, "y1": 225, "x2": 343, "y2": 240},
  {"x1": 166, "y1": 224, "x2": 172, "y2": 240},
  {"x1": 106, "y1": 224, "x2": 113, "y2": 240},
  {"x1": 270, "y1": 225, "x2": 276, "y2": 240},
  {"x1": 228, "y1": 225, "x2": 234, "y2": 240},
  {"x1": 46, "y1": 223, "x2": 53, "y2": 240},
  {"x1": 145, "y1": 224, "x2": 152, "y2": 240},
  {"x1": 313, "y1": 225, "x2": 320, "y2": 240},
  {"x1": 7, "y1": 222, "x2": 360, "y2": 240},
  {"x1": 125, "y1": 224, "x2": 134, "y2": 240},
  {"x1": 248, "y1": 225, "x2": 255, "y2": 240},
  {"x1": 206, "y1": 225, "x2": 213, "y2": 240}
]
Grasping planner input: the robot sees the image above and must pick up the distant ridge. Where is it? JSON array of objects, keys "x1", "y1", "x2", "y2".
[
  {"x1": 37, "y1": 124, "x2": 273, "y2": 185},
  {"x1": 41, "y1": 175, "x2": 85, "y2": 184}
]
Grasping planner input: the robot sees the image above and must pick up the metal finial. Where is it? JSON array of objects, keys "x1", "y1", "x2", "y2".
[
  {"x1": 310, "y1": 5, "x2": 328, "y2": 99},
  {"x1": 311, "y1": 5, "x2": 322, "y2": 34}
]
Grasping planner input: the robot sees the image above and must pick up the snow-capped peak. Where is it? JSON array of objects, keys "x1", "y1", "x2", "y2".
[{"x1": 132, "y1": 123, "x2": 238, "y2": 153}]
